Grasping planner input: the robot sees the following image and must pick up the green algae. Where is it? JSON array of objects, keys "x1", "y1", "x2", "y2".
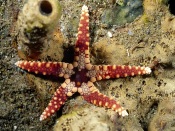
[{"x1": 101, "y1": 0, "x2": 143, "y2": 26}]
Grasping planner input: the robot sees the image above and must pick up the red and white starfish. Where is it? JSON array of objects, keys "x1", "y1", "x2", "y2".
[{"x1": 15, "y1": 5, "x2": 151, "y2": 121}]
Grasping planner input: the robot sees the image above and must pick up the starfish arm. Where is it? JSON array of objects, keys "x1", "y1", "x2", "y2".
[
  {"x1": 15, "y1": 61, "x2": 74, "y2": 78},
  {"x1": 40, "y1": 79, "x2": 77, "y2": 121},
  {"x1": 78, "y1": 81, "x2": 128, "y2": 116},
  {"x1": 74, "y1": 5, "x2": 91, "y2": 70},
  {"x1": 83, "y1": 91, "x2": 128, "y2": 116},
  {"x1": 40, "y1": 86, "x2": 67, "y2": 121},
  {"x1": 87, "y1": 65, "x2": 151, "y2": 82}
]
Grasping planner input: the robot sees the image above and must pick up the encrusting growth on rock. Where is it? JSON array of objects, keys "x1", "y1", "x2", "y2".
[
  {"x1": 16, "y1": 0, "x2": 62, "y2": 58},
  {"x1": 15, "y1": 5, "x2": 151, "y2": 121}
]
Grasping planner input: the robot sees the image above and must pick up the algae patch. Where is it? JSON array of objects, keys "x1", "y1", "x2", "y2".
[{"x1": 101, "y1": 0, "x2": 143, "y2": 26}]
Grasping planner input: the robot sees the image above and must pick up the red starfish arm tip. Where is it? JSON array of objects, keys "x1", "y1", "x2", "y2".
[
  {"x1": 40, "y1": 80, "x2": 77, "y2": 121},
  {"x1": 77, "y1": 5, "x2": 89, "y2": 41},
  {"x1": 15, "y1": 61, "x2": 74, "y2": 77},
  {"x1": 83, "y1": 91, "x2": 128, "y2": 116},
  {"x1": 74, "y1": 5, "x2": 90, "y2": 70},
  {"x1": 144, "y1": 67, "x2": 151, "y2": 74},
  {"x1": 87, "y1": 65, "x2": 151, "y2": 81},
  {"x1": 40, "y1": 86, "x2": 68, "y2": 121}
]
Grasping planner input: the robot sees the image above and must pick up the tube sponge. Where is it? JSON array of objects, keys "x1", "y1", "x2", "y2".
[
  {"x1": 16, "y1": 0, "x2": 62, "y2": 58},
  {"x1": 18, "y1": 0, "x2": 61, "y2": 32}
]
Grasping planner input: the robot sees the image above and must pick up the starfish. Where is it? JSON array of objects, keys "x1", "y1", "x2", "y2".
[{"x1": 15, "y1": 5, "x2": 151, "y2": 121}]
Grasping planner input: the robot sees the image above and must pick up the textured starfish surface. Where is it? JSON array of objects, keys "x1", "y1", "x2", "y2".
[{"x1": 15, "y1": 5, "x2": 151, "y2": 121}]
